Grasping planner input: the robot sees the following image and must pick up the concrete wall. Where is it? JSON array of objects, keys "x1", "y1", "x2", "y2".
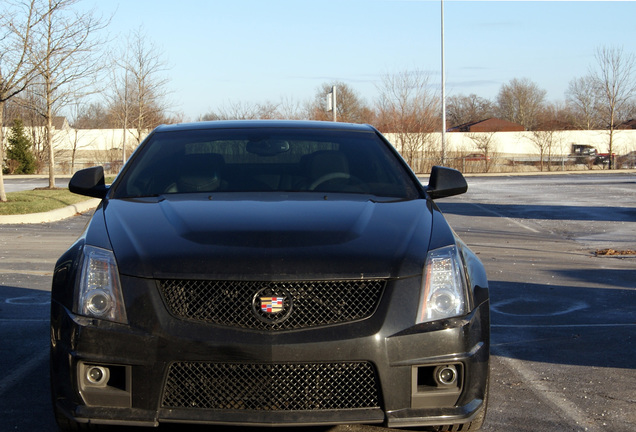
[
  {"x1": 1, "y1": 127, "x2": 148, "y2": 152},
  {"x1": 4, "y1": 127, "x2": 636, "y2": 156},
  {"x1": 385, "y1": 129, "x2": 636, "y2": 157},
  {"x1": 3, "y1": 127, "x2": 636, "y2": 172}
]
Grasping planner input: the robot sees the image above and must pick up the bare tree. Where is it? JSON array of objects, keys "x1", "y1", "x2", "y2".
[
  {"x1": 566, "y1": 75, "x2": 603, "y2": 130},
  {"x1": 201, "y1": 96, "x2": 308, "y2": 121},
  {"x1": 467, "y1": 132, "x2": 497, "y2": 173},
  {"x1": 591, "y1": 46, "x2": 636, "y2": 169},
  {"x1": 308, "y1": 81, "x2": 374, "y2": 124},
  {"x1": 535, "y1": 101, "x2": 578, "y2": 131},
  {"x1": 496, "y1": 77, "x2": 546, "y2": 130},
  {"x1": 66, "y1": 100, "x2": 97, "y2": 173},
  {"x1": 527, "y1": 130, "x2": 562, "y2": 172},
  {"x1": 105, "y1": 58, "x2": 132, "y2": 162},
  {"x1": 202, "y1": 100, "x2": 280, "y2": 121},
  {"x1": 446, "y1": 93, "x2": 495, "y2": 128},
  {"x1": 72, "y1": 101, "x2": 114, "y2": 128},
  {"x1": 28, "y1": 0, "x2": 107, "y2": 188},
  {"x1": 0, "y1": 0, "x2": 44, "y2": 201},
  {"x1": 277, "y1": 96, "x2": 306, "y2": 120},
  {"x1": 111, "y1": 27, "x2": 171, "y2": 148},
  {"x1": 375, "y1": 70, "x2": 439, "y2": 171}
]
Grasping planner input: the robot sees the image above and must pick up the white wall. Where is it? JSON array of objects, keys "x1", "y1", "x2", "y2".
[
  {"x1": 385, "y1": 130, "x2": 636, "y2": 156},
  {"x1": 4, "y1": 127, "x2": 636, "y2": 158},
  {"x1": 1, "y1": 127, "x2": 148, "y2": 152}
]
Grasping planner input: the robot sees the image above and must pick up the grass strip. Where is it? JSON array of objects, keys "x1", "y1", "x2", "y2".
[
  {"x1": 0, "y1": 188, "x2": 89, "y2": 215},
  {"x1": 0, "y1": 176, "x2": 115, "y2": 215}
]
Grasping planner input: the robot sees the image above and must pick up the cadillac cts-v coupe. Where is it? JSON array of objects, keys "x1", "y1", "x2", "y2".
[{"x1": 50, "y1": 120, "x2": 489, "y2": 431}]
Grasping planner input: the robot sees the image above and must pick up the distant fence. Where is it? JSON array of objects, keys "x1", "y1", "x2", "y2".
[
  {"x1": 412, "y1": 155, "x2": 630, "y2": 174},
  {"x1": 45, "y1": 152, "x2": 634, "y2": 178}
]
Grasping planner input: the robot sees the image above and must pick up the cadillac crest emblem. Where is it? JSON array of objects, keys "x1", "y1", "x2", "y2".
[
  {"x1": 260, "y1": 296, "x2": 285, "y2": 314},
  {"x1": 252, "y1": 287, "x2": 293, "y2": 325}
]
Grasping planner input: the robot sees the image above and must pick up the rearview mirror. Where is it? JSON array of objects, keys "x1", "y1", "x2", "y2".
[
  {"x1": 69, "y1": 166, "x2": 108, "y2": 199},
  {"x1": 246, "y1": 139, "x2": 290, "y2": 156},
  {"x1": 426, "y1": 166, "x2": 468, "y2": 199}
]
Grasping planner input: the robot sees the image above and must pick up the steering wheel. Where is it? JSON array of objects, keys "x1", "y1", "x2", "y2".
[
  {"x1": 309, "y1": 173, "x2": 351, "y2": 191},
  {"x1": 309, "y1": 172, "x2": 369, "y2": 192}
]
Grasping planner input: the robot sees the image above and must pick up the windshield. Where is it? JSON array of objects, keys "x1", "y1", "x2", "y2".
[{"x1": 112, "y1": 127, "x2": 420, "y2": 199}]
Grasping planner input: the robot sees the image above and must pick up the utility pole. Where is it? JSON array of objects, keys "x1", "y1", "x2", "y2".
[{"x1": 441, "y1": 0, "x2": 447, "y2": 165}]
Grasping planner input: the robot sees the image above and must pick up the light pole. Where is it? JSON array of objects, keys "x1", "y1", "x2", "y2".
[{"x1": 441, "y1": 0, "x2": 447, "y2": 165}]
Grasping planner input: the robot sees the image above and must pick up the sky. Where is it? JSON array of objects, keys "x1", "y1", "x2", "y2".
[{"x1": 87, "y1": 0, "x2": 636, "y2": 121}]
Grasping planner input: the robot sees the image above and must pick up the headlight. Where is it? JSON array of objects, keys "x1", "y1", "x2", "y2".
[
  {"x1": 416, "y1": 245, "x2": 467, "y2": 323},
  {"x1": 75, "y1": 245, "x2": 127, "y2": 324}
]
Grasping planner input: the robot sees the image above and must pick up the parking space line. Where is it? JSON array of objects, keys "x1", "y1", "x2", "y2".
[
  {"x1": 0, "y1": 349, "x2": 48, "y2": 397},
  {"x1": 469, "y1": 202, "x2": 540, "y2": 233},
  {"x1": 0, "y1": 269, "x2": 52, "y2": 276},
  {"x1": 494, "y1": 346, "x2": 602, "y2": 432},
  {"x1": 493, "y1": 323, "x2": 636, "y2": 328}
]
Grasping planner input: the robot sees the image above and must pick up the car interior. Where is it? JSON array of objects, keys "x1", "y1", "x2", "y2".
[{"x1": 116, "y1": 132, "x2": 420, "y2": 199}]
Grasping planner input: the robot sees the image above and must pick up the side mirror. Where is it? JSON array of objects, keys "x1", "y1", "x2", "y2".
[
  {"x1": 426, "y1": 166, "x2": 468, "y2": 199},
  {"x1": 69, "y1": 166, "x2": 108, "y2": 199}
]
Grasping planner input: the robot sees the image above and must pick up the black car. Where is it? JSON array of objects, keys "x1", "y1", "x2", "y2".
[{"x1": 50, "y1": 120, "x2": 490, "y2": 431}]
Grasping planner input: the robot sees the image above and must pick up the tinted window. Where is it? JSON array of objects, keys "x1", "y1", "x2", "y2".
[{"x1": 113, "y1": 128, "x2": 420, "y2": 199}]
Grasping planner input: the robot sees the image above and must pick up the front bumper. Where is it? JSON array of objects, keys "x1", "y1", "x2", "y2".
[{"x1": 50, "y1": 275, "x2": 489, "y2": 428}]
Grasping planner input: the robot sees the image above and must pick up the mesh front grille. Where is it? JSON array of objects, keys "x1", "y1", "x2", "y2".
[
  {"x1": 159, "y1": 279, "x2": 385, "y2": 330},
  {"x1": 162, "y1": 362, "x2": 380, "y2": 411}
]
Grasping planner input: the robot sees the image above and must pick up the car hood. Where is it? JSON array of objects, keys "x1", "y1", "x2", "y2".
[{"x1": 102, "y1": 194, "x2": 434, "y2": 280}]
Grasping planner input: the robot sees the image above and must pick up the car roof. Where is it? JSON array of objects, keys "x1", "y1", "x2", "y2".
[{"x1": 153, "y1": 120, "x2": 377, "y2": 133}]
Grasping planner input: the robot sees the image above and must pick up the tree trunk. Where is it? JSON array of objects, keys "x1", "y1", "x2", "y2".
[
  {"x1": 0, "y1": 101, "x2": 7, "y2": 202},
  {"x1": 47, "y1": 98, "x2": 55, "y2": 188}
]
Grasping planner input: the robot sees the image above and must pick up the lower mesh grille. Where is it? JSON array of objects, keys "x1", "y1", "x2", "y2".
[{"x1": 162, "y1": 362, "x2": 380, "y2": 411}]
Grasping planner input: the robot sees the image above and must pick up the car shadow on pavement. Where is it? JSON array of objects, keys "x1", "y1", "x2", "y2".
[
  {"x1": 438, "y1": 202, "x2": 636, "y2": 223},
  {"x1": 0, "y1": 286, "x2": 56, "y2": 431},
  {"x1": 489, "y1": 280, "x2": 636, "y2": 369},
  {"x1": 0, "y1": 284, "x2": 50, "y2": 318}
]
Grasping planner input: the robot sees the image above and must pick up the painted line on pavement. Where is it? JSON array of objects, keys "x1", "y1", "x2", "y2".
[
  {"x1": 0, "y1": 349, "x2": 48, "y2": 397},
  {"x1": 492, "y1": 323, "x2": 636, "y2": 328},
  {"x1": 494, "y1": 345, "x2": 602, "y2": 432},
  {"x1": 0, "y1": 269, "x2": 52, "y2": 276},
  {"x1": 469, "y1": 202, "x2": 540, "y2": 233}
]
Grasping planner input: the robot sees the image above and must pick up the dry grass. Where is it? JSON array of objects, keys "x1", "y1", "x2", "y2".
[
  {"x1": 595, "y1": 249, "x2": 636, "y2": 256},
  {"x1": 0, "y1": 188, "x2": 89, "y2": 215}
]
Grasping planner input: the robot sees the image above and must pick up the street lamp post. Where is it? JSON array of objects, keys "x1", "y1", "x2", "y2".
[{"x1": 441, "y1": 0, "x2": 447, "y2": 166}]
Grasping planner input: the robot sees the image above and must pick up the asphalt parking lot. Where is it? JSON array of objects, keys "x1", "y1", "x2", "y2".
[
  {"x1": 0, "y1": 172, "x2": 634, "y2": 431},
  {"x1": 438, "y1": 173, "x2": 636, "y2": 432}
]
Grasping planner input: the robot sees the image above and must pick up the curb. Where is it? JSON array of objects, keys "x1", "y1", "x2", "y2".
[{"x1": 0, "y1": 199, "x2": 101, "y2": 225}]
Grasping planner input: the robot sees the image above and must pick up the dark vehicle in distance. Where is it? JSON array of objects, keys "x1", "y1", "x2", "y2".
[
  {"x1": 50, "y1": 121, "x2": 490, "y2": 430},
  {"x1": 619, "y1": 150, "x2": 636, "y2": 169}
]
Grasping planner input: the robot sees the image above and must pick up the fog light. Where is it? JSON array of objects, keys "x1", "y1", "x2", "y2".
[
  {"x1": 86, "y1": 366, "x2": 109, "y2": 385},
  {"x1": 435, "y1": 365, "x2": 457, "y2": 386}
]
